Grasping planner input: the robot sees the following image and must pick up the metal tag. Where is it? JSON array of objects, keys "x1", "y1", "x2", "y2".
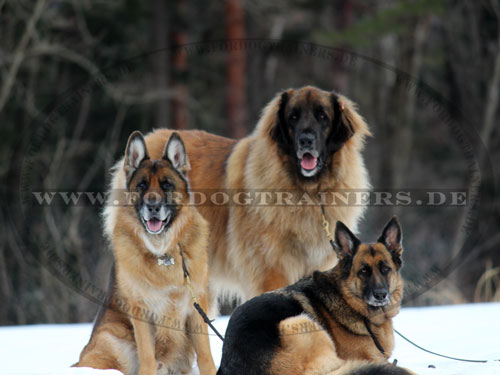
[{"x1": 157, "y1": 255, "x2": 175, "y2": 267}]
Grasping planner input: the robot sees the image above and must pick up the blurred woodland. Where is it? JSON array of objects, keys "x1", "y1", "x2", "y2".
[{"x1": 0, "y1": 0, "x2": 499, "y2": 325}]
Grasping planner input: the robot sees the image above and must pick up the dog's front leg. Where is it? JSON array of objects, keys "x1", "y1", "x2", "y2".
[
  {"x1": 131, "y1": 306, "x2": 157, "y2": 375},
  {"x1": 188, "y1": 295, "x2": 216, "y2": 375}
]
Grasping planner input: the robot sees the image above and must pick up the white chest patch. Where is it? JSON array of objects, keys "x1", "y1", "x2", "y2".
[
  {"x1": 122, "y1": 276, "x2": 191, "y2": 318},
  {"x1": 140, "y1": 232, "x2": 171, "y2": 257}
]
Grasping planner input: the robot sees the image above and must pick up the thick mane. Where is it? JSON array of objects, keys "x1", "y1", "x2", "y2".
[
  {"x1": 102, "y1": 158, "x2": 126, "y2": 242},
  {"x1": 255, "y1": 91, "x2": 287, "y2": 140}
]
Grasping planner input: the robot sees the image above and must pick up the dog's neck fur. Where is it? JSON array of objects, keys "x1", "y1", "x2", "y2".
[
  {"x1": 307, "y1": 269, "x2": 398, "y2": 336},
  {"x1": 303, "y1": 271, "x2": 368, "y2": 337}
]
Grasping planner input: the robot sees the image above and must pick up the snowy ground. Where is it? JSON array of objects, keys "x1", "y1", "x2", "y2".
[{"x1": 1, "y1": 303, "x2": 499, "y2": 375}]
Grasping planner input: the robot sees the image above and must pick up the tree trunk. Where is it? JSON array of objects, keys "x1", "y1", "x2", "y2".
[
  {"x1": 170, "y1": 0, "x2": 188, "y2": 130},
  {"x1": 150, "y1": 0, "x2": 169, "y2": 128},
  {"x1": 225, "y1": 0, "x2": 247, "y2": 138},
  {"x1": 331, "y1": 0, "x2": 353, "y2": 93}
]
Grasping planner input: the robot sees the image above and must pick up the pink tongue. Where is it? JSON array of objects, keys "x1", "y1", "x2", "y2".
[
  {"x1": 147, "y1": 219, "x2": 163, "y2": 232},
  {"x1": 301, "y1": 154, "x2": 318, "y2": 170}
]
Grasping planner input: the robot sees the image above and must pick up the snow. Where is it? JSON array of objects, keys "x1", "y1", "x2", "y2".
[
  {"x1": 0, "y1": 303, "x2": 499, "y2": 375},
  {"x1": 390, "y1": 303, "x2": 500, "y2": 375}
]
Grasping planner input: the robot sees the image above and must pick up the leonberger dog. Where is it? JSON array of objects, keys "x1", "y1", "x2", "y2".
[
  {"x1": 106, "y1": 86, "x2": 371, "y2": 303},
  {"x1": 218, "y1": 217, "x2": 415, "y2": 375},
  {"x1": 77, "y1": 132, "x2": 216, "y2": 375}
]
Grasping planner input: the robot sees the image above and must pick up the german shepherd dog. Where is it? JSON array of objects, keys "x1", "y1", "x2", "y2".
[
  {"x1": 76, "y1": 132, "x2": 216, "y2": 375},
  {"x1": 218, "y1": 217, "x2": 415, "y2": 375},
  {"x1": 106, "y1": 86, "x2": 371, "y2": 303}
]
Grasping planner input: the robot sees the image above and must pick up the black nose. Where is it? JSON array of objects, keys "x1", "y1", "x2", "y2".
[
  {"x1": 373, "y1": 289, "x2": 388, "y2": 301},
  {"x1": 298, "y1": 133, "x2": 315, "y2": 149},
  {"x1": 146, "y1": 204, "x2": 161, "y2": 213}
]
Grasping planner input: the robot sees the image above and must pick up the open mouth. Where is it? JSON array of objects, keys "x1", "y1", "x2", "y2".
[
  {"x1": 300, "y1": 152, "x2": 318, "y2": 171},
  {"x1": 141, "y1": 212, "x2": 172, "y2": 235},
  {"x1": 297, "y1": 151, "x2": 320, "y2": 177}
]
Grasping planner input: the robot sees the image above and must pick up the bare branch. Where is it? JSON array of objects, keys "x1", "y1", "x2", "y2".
[
  {"x1": 481, "y1": 0, "x2": 500, "y2": 146},
  {"x1": 71, "y1": 0, "x2": 96, "y2": 46},
  {"x1": 29, "y1": 43, "x2": 179, "y2": 105},
  {"x1": 0, "y1": 0, "x2": 47, "y2": 113}
]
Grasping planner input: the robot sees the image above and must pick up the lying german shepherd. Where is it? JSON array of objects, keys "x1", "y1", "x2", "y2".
[
  {"x1": 218, "y1": 217, "x2": 415, "y2": 375},
  {"x1": 109, "y1": 86, "x2": 371, "y2": 302},
  {"x1": 76, "y1": 132, "x2": 216, "y2": 375}
]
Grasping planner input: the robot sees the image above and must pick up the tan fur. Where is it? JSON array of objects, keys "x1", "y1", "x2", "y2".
[
  {"x1": 105, "y1": 86, "x2": 371, "y2": 301},
  {"x1": 272, "y1": 315, "x2": 344, "y2": 375},
  {"x1": 269, "y1": 242, "x2": 406, "y2": 375},
  {"x1": 77, "y1": 136, "x2": 216, "y2": 375},
  {"x1": 225, "y1": 88, "x2": 371, "y2": 298},
  {"x1": 273, "y1": 316, "x2": 400, "y2": 375}
]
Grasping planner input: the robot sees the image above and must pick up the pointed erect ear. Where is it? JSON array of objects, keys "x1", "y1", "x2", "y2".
[
  {"x1": 163, "y1": 132, "x2": 190, "y2": 175},
  {"x1": 334, "y1": 221, "x2": 360, "y2": 259},
  {"x1": 378, "y1": 216, "x2": 403, "y2": 268},
  {"x1": 378, "y1": 216, "x2": 402, "y2": 251},
  {"x1": 124, "y1": 131, "x2": 149, "y2": 179}
]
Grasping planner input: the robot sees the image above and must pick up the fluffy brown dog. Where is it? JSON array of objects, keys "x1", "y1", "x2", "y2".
[
  {"x1": 106, "y1": 86, "x2": 371, "y2": 302},
  {"x1": 76, "y1": 132, "x2": 216, "y2": 375}
]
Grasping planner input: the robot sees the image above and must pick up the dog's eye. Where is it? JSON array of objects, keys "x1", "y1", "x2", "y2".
[
  {"x1": 137, "y1": 181, "x2": 148, "y2": 191},
  {"x1": 380, "y1": 265, "x2": 392, "y2": 275},
  {"x1": 161, "y1": 180, "x2": 173, "y2": 191},
  {"x1": 316, "y1": 110, "x2": 327, "y2": 121},
  {"x1": 289, "y1": 110, "x2": 300, "y2": 122},
  {"x1": 358, "y1": 267, "x2": 370, "y2": 277}
]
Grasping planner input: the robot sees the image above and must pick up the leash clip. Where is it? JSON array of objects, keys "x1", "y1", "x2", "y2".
[
  {"x1": 319, "y1": 203, "x2": 342, "y2": 254},
  {"x1": 321, "y1": 211, "x2": 334, "y2": 243}
]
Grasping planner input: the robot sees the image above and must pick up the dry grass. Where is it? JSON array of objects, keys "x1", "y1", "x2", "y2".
[{"x1": 474, "y1": 261, "x2": 500, "y2": 302}]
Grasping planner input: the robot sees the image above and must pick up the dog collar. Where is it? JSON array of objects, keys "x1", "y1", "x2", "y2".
[{"x1": 157, "y1": 254, "x2": 175, "y2": 267}]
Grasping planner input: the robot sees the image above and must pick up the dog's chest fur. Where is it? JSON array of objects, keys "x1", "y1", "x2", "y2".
[
  {"x1": 119, "y1": 265, "x2": 191, "y2": 318},
  {"x1": 114, "y1": 226, "x2": 194, "y2": 318},
  {"x1": 329, "y1": 317, "x2": 393, "y2": 362}
]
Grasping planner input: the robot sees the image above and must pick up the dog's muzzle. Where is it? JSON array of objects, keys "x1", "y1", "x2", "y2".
[
  {"x1": 296, "y1": 133, "x2": 321, "y2": 177},
  {"x1": 139, "y1": 203, "x2": 172, "y2": 234},
  {"x1": 366, "y1": 288, "x2": 390, "y2": 307}
]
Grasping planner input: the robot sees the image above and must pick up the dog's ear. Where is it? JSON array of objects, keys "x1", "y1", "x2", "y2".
[
  {"x1": 271, "y1": 90, "x2": 293, "y2": 153},
  {"x1": 327, "y1": 92, "x2": 371, "y2": 154},
  {"x1": 124, "y1": 131, "x2": 149, "y2": 179},
  {"x1": 378, "y1": 216, "x2": 403, "y2": 269},
  {"x1": 334, "y1": 221, "x2": 360, "y2": 259},
  {"x1": 163, "y1": 132, "x2": 191, "y2": 175},
  {"x1": 327, "y1": 92, "x2": 354, "y2": 154}
]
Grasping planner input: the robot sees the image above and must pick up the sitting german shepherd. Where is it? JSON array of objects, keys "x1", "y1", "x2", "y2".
[
  {"x1": 76, "y1": 132, "x2": 216, "y2": 375},
  {"x1": 218, "y1": 217, "x2": 415, "y2": 375}
]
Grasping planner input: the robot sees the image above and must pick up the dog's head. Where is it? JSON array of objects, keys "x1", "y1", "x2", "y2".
[
  {"x1": 123, "y1": 131, "x2": 190, "y2": 235},
  {"x1": 334, "y1": 217, "x2": 404, "y2": 317},
  {"x1": 271, "y1": 86, "x2": 366, "y2": 179}
]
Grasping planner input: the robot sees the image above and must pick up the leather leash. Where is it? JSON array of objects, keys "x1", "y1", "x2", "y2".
[{"x1": 178, "y1": 243, "x2": 225, "y2": 342}]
